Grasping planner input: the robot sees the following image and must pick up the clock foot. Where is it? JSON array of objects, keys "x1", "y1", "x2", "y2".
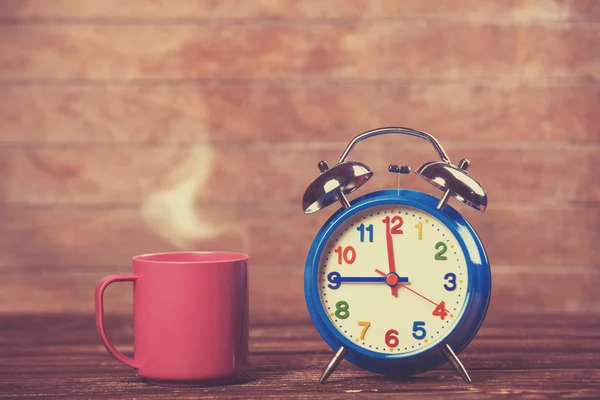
[
  {"x1": 442, "y1": 344, "x2": 472, "y2": 384},
  {"x1": 318, "y1": 346, "x2": 347, "y2": 383}
]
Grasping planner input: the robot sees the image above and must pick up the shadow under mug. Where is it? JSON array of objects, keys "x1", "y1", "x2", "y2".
[{"x1": 95, "y1": 251, "x2": 249, "y2": 385}]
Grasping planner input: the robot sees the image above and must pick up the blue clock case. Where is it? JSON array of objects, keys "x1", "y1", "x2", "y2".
[{"x1": 304, "y1": 189, "x2": 491, "y2": 376}]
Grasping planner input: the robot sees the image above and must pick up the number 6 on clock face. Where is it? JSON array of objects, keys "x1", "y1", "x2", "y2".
[{"x1": 304, "y1": 189, "x2": 490, "y2": 377}]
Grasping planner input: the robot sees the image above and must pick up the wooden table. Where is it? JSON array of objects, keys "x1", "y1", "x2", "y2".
[{"x1": 0, "y1": 313, "x2": 598, "y2": 399}]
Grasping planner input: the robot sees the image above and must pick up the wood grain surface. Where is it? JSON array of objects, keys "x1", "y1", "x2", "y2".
[
  {"x1": 1, "y1": 146, "x2": 598, "y2": 204},
  {"x1": 2, "y1": 0, "x2": 599, "y2": 21},
  {"x1": 2, "y1": 85, "x2": 598, "y2": 144},
  {"x1": 0, "y1": 3, "x2": 598, "y2": 398},
  {"x1": 0, "y1": 313, "x2": 598, "y2": 399},
  {"x1": 0, "y1": 0, "x2": 598, "y2": 318},
  {"x1": 1, "y1": 23, "x2": 598, "y2": 81}
]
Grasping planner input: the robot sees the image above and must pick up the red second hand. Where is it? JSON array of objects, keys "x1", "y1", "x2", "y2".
[
  {"x1": 398, "y1": 284, "x2": 437, "y2": 306},
  {"x1": 398, "y1": 284, "x2": 450, "y2": 313}
]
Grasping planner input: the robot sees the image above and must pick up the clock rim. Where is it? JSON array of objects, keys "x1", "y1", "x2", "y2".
[{"x1": 304, "y1": 189, "x2": 491, "y2": 376}]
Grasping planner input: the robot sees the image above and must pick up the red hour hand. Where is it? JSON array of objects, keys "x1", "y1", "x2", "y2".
[{"x1": 385, "y1": 231, "x2": 398, "y2": 296}]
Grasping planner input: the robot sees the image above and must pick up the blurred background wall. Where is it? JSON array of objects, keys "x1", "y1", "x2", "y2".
[{"x1": 0, "y1": 0, "x2": 598, "y2": 323}]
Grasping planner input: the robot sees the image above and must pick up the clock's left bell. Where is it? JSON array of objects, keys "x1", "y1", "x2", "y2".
[{"x1": 302, "y1": 160, "x2": 373, "y2": 214}]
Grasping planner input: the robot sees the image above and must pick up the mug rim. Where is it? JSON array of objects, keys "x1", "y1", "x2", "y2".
[{"x1": 132, "y1": 251, "x2": 249, "y2": 264}]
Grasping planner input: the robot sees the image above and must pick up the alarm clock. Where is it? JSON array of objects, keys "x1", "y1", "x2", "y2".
[{"x1": 301, "y1": 127, "x2": 490, "y2": 384}]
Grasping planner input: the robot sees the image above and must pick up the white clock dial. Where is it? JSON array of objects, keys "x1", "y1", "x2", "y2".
[{"x1": 317, "y1": 205, "x2": 469, "y2": 355}]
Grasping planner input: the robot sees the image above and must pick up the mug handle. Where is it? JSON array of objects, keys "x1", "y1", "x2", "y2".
[{"x1": 95, "y1": 274, "x2": 140, "y2": 368}]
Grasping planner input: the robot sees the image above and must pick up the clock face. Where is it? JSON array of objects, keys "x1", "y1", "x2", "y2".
[{"x1": 317, "y1": 205, "x2": 469, "y2": 356}]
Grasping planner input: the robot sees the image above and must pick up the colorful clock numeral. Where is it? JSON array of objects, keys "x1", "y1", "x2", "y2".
[
  {"x1": 356, "y1": 223, "x2": 374, "y2": 243},
  {"x1": 327, "y1": 271, "x2": 341, "y2": 290},
  {"x1": 415, "y1": 221, "x2": 423, "y2": 240},
  {"x1": 432, "y1": 301, "x2": 448, "y2": 320},
  {"x1": 434, "y1": 242, "x2": 448, "y2": 260},
  {"x1": 334, "y1": 246, "x2": 356, "y2": 264},
  {"x1": 444, "y1": 272, "x2": 457, "y2": 291},
  {"x1": 382, "y1": 215, "x2": 404, "y2": 234},
  {"x1": 357, "y1": 321, "x2": 371, "y2": 340},
  {"x1": 412, "y1": 321, "x2": 427, "y2": 340},
  {"x1": 335, "y1": 301, "x2": 350, "y2": 319},
  {"x1": 385, "y1": 329, "x2": 399, "y2": 348}
]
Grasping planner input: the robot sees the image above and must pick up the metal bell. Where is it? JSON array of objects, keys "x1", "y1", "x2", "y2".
[
  {"x1": 302, "y1": 160, "x2": 373, "y2": 214},
  {"x1": 415, "y1": 159, "x2": 487, "y2": 212}
]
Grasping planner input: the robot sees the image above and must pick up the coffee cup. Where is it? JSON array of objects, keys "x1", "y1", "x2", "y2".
[{"x1": 94, "y1": 251, "x2": 249, "y2": 385}]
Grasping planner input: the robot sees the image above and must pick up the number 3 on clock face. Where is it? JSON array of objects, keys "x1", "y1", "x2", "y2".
[{"x1": 304, "y1": 190, "x2": 491, "y2": 376}]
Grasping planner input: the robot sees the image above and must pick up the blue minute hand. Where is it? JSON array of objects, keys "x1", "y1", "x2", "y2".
[
  {"x1": 327, "y1": 272, "x2": 409, "y2": 289},
  {"x1": 337, "y1": 276, "x2": 387, "y2": 283}
]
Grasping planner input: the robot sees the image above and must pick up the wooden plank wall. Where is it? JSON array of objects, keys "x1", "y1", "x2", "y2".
[{"x1": 0, "y1": 0, "x2": 598, "y2": 322}]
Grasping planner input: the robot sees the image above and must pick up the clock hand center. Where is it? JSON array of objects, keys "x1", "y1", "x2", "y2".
[{"x1": 374, "y1": 269, "x2": 409, "y2": 288}]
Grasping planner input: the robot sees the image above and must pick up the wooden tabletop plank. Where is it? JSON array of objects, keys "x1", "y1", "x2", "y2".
[{"x1": 0, "y1": 314, "x2": 598, "y2": 399}]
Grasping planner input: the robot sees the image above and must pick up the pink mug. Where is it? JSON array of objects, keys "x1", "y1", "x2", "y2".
[{"x1": 95, "y1": 252, "x2": 249, "y2": 385}]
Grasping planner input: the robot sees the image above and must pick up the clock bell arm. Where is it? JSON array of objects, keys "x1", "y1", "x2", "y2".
[{"x1": 318, "y1": 161, "x2": 351, "y2": 210}]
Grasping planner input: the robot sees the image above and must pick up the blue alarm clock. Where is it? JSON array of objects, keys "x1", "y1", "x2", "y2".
[{"x1": 301, "y1": 127, "x2": 490, "y2": 384}]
